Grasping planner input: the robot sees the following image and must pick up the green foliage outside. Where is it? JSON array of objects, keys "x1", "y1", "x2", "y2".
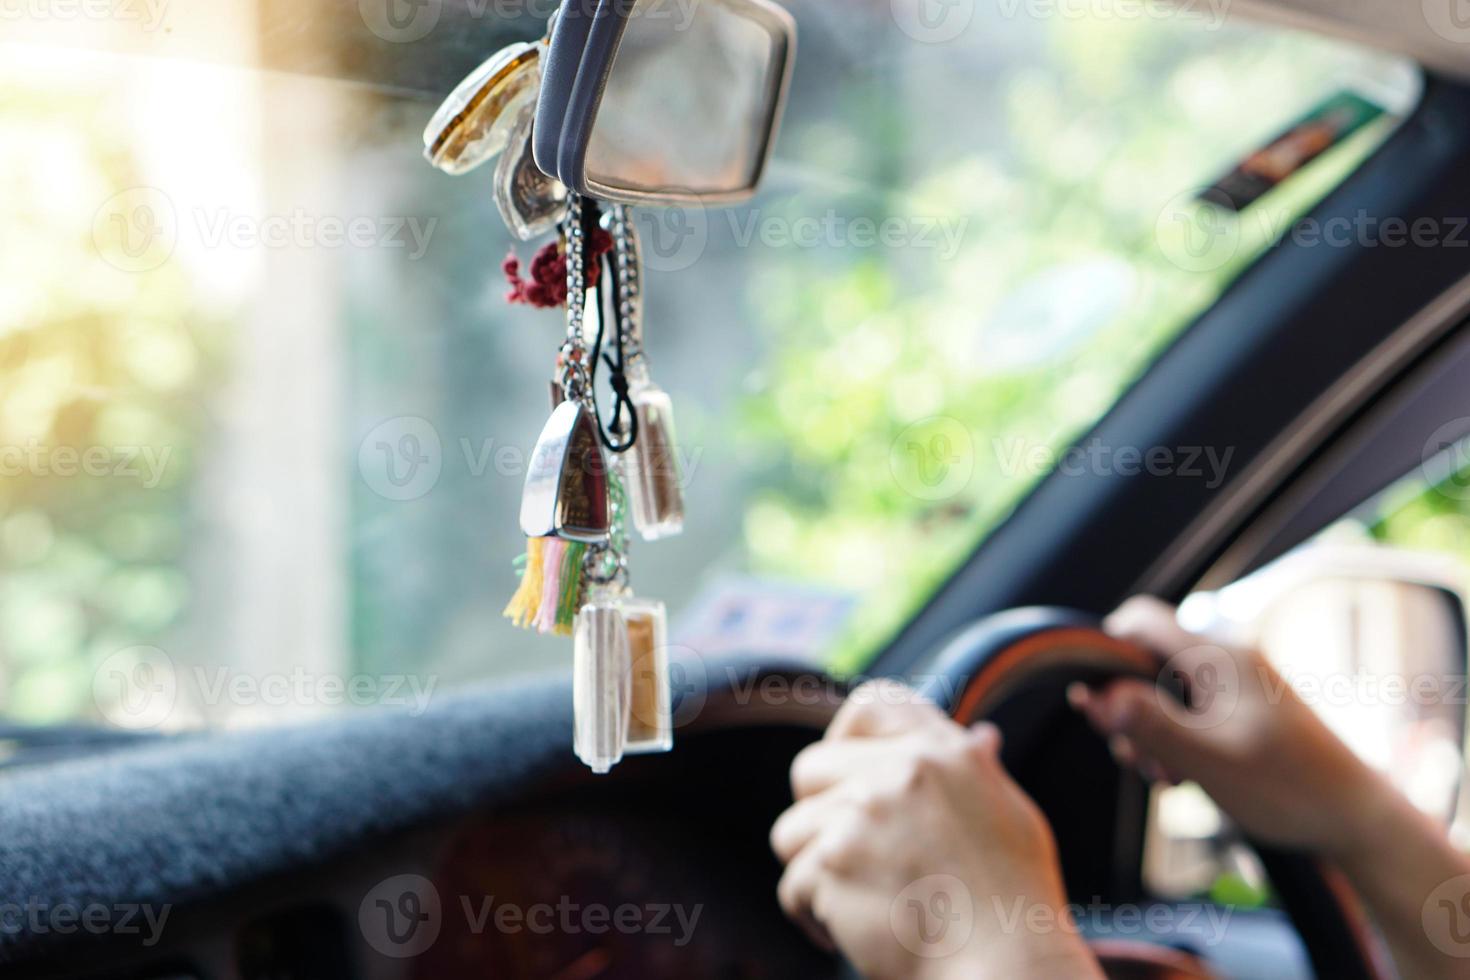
[
  {"x1": 731, "y1": 23, "x2": 1400, "y2": 673},
  {"x1": 0, "y1": 73, "x2": 227, "y2": 722},
  {"x1": 1369, "y1": 459, "x2": 1470, "y2": 560},
  {"x1": 0, "y1": 20, "x2": 1412, "y2": 722}
]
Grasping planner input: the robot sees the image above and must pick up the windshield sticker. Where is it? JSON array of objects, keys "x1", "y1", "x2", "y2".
[{"x1": 1201, "y1": 91, "x2": 1386, "y2": 212}]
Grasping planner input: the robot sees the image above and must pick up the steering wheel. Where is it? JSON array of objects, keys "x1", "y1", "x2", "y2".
[{"x1": 914, "y1": 607, "x2": 1388, "y2": 980}]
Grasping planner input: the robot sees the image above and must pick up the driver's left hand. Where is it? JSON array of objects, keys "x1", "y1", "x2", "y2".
[{"x1": 771, "y1": 680, "x2": 1103, "y2": 980}]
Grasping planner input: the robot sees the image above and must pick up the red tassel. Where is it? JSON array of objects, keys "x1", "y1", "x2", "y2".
[{"x1": 504, "y1": 228, "x2": 615, "y2": 310}]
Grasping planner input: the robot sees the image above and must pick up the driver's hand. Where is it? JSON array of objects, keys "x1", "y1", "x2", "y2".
[
  {"x1": 1070, "y1": 595, "x2": 1382, "y2": 858},
  {"x1": 771, "y1": 680, "x2": 1103, "y2": 980}
]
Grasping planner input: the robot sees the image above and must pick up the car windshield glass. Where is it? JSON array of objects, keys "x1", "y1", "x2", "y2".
[{"x1": 0, "y1": 2, "x2": 1416, "y2": 727}]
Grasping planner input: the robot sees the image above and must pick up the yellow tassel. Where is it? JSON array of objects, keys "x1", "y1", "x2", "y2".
[{"x1": 503, "y1": 537, "x2": 546, "y2": 629}]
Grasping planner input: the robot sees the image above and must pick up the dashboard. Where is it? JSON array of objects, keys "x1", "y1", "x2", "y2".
[
  {"x1": 19, "y1": 727, "x2": 839, "y2": 980},
  {"x1": 3, "y1": 663, "x2": 1309, "y2": 980}
]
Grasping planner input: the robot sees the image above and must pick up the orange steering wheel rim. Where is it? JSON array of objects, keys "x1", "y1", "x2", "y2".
[
  {"x1": 934, "y1": 614, "x2": 1389, "y2": 980},
  {"x1": 950, "y1": 627, "x2": 1158, "y2": 724}
]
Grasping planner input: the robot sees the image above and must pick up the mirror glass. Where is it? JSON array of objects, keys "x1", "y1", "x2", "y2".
[
  {"x1": 585, "y1": 0, "x2": 789, "y2": 200},
  {"x1": 1249, "y1": 573, "x2": 1465, "y2": 819}
]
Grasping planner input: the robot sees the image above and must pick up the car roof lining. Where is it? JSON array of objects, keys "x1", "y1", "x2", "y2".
[
  {"x1": 1228, "y1": 0, "x2": 1470, "y2": 82},
  {"x1": 9, "y1": 0, "x2": 1457, "y2": 100}
]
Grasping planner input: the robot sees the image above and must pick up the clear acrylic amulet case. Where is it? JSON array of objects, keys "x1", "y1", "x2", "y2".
[
  {"x1": 619, "y1": 595, "x2": 672, "y2": 754},
  {"x1": 573, "y1": 591, "x2": 671, "y2": 772},
  {"x1": 623, "y1": 361, "x2": 685, "y2": 541},
  {"x1": 573, "y1": 589, "x2": 629, "y2": 774}
]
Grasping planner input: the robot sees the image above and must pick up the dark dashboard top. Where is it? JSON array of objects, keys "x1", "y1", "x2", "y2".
[
  {"x1": 0, "y1": 659, "x2": 836, "y2": 969},
  {"x1": 0, "y1": 672, "x2": 571, "y2": 965}
]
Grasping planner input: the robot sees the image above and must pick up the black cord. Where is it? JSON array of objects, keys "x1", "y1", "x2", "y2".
[{"x1": 582, "y1": 200, "x2": 638, "y2": 454}]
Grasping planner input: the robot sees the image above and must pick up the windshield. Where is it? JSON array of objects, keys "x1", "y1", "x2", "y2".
[{"x1": 0, "y1": 2, "x2": 1414, "y2": 728}]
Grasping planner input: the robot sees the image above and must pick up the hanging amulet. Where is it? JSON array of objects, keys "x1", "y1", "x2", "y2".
[
  {"x1": 423, "y1": 42, "x2": 542, "y2": 176},
  {"x1": 619, "y1": 595, "x2": 672, "y2": 754},
  {"x1": 496, "y1": 102, "x2": 568, "y2": 242},
  {"x1": 573, "y1": 589, "x2": 631, "y2": 774},
  {"x1": 610, "y1": 205, "x2": 684, "y2": 541},
  {"x1": 623, "y1": 361, "x2": 685, "y2": 541},
  {"x1": 520, "y1": 400, "x2": 610, "y2": 543}
]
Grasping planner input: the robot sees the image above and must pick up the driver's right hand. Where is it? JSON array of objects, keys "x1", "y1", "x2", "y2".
[{"x1": 1069, "y1": 596, "x2": 1385, "y2": 860}]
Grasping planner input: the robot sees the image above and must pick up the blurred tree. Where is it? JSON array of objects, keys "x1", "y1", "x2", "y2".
[
  {"x1": 0, "y1": 76, "x2": 223, "y2": 723},
  {"x1": 732, "y1": 22, "x2": 1397, "y2": 672}
]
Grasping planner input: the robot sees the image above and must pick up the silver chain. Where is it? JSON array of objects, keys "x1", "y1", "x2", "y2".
[
  {"x1": 560, "y1": 192, "x2": 592, "y2": 403},
  {"x1": 610, "y1": 204, "x2": 645, "y2": 364},
  {"x1": 562, "y1": 193, "x2": 628, "y2": 588},
  {"x1": 584, "y1": 457, "x2": 630, "y2": 589}
]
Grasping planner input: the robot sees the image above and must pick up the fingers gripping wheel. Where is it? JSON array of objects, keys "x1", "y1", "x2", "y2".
[{"x1": 917, "y1": 607, "x2": 1385, "y2": 980}]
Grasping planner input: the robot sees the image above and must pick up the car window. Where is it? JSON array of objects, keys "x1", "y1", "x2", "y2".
[
  {"x1": 1146, "y1": 449, "x2": 1470, "y2": 905},
  {"x1": 0, "y1": 6, "x2": 1416, "y2": 727}
]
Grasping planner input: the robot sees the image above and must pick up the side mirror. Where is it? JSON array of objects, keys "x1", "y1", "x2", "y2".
[
  {"x1": 1185, "y1": 542, "x2": 1469, "y2": 827},
  {"x1": 533, "y1": 0, "x2": 796, "y2": 206}
]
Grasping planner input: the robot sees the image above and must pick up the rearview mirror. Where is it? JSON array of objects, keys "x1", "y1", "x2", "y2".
[
  {"x1": 534, "y1": 0, "x2": 796, "y2": 206},
  {"x1": 1184, "y1": 543, "x2": 1469, "y2": 827}
]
